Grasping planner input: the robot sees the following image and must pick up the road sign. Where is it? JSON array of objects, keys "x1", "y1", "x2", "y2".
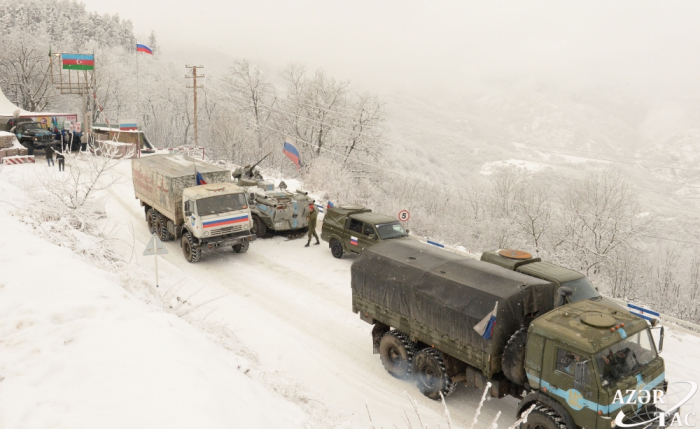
[
  {"x1": 143, "y1": 234, "x2": 168, "y2": 255},
  {"x1": 398, "y1": 210, "x2": 410, "y2": 222}
]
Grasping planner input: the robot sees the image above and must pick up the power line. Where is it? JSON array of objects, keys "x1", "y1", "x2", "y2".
[{"x1": 217, "y1": 103, "x2": 700, "y2": 243}]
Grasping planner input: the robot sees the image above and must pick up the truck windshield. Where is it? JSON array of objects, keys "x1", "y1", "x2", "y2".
[
  {"x1": 197, "y1": 193, "x2": 247, "y2": 216},
  {"x1": 18, "y1": 123, "x2": 42, "y2": 132},
  {"x1": 376, "y1": 222, "x2": 408, "y2": 239},
  {"x1": 595, "y1": 330, "x2": 658, "y2": 387},
  {"x1": 561, "y1": 277, "x2": 600, "y2": 302}
]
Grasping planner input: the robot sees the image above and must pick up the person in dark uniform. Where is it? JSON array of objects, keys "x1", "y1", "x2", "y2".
[
  {"x1": 56, "y1": 149, "x2": 65, "y2": 171},
  {"x1": 45, "y1": 144, "x2": 55, "y2": 166},
  {"x1": 305, "y1": 204, "x2": 320, "y2": 247}
]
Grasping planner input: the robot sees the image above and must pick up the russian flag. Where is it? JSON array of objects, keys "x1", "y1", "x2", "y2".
[
  {"x1": 473, "y1": 302, "x2": 498, "y2": 340},
  {"x1": 350, "y1": 236, "x2": 358, "y2": 246},
  {"x1": 136, "y1": 43, "x2": 153, "y2": 55},
  {"x1": 196, "y1": 172, "x2": 207, "y2": 185},
  {"x1": 283, "y1": 141, "x2": 302, "y2": 169}
]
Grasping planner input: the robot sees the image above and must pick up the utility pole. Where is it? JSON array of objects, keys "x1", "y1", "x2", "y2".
[{"x1": 185, "y1": 65, "x2": 204, "y2": 147}]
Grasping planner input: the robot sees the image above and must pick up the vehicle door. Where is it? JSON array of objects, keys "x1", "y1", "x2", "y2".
[
  {"x1": 345, "y1": 217, "x2": 364, "y2": 253},
  {"x1": 360, "y1": 222, "x2": 379, "y2": 250},
  {"x1": 542, "y1": 340, "x2": 599, "y2": 428}
]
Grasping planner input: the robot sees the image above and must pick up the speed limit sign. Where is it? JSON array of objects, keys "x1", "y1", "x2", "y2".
[{"x1": 398, "y1": 210, "x2": 410, "y2": 222}]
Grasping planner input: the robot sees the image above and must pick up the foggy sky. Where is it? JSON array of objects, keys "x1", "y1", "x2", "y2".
[{"x1": 80, "y1": 0, "x2": 700, "y2": 97}]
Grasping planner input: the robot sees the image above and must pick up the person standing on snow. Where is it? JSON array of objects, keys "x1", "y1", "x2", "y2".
[
  {"x1": 45, "y1": 144, "x2": 55, "y2": 166},
  {"x1": 305, "y1": 204, "x2": 320, "y2": 247},
  {"x1": 56, "y1": 149, "x2": 65, "y2": 171}
]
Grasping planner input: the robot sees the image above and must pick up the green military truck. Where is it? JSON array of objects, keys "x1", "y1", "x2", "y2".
[
  {"x1": 352, "y1": 240, "x2": 667, "y2": 429},
  {"x1": 320, "y1": 204, "x2": 408, "y2": 258}
]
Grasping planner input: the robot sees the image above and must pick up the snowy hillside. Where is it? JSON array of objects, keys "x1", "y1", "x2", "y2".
[{"x1": 1, "y1": 158, "x2": 699, "y2": 428}]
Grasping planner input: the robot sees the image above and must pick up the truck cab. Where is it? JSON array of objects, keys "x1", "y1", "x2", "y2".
[
  {"x1": 481, "y1": 249, "x2": 625, "y2": 310},
  {"x1": 12, "y1": 120, "x2": 53, "y2": 153},
  {"x1": 321, "y1": 205, "x2": 408, "y2": 258},
  {"x1": 181, "y1": 182, "x2": 253, "y2": 241},
  {"x1": 522, "y1": 300, "x2": 666, "y2": 429}
]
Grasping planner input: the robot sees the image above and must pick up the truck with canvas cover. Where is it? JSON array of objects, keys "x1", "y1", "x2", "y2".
[
  {"x1": 321, "y1": 204, "x2": 408, "y2": 258},
  {"x1": 132, "y1": 154, "x2": 255, "y2": 262},
  {"x1": 481, "y1": 249, "x2": 626, "y2": 311},
  {"x1": 352, "y1": 240, "x2": 668, "y2": 429},
  {"x1": 232, "y1": 158, "x2": 313, "y2": 237}
]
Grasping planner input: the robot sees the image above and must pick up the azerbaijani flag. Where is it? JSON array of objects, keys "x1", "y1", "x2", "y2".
[
  {"x1": 119, "y1": 122, "x2": 137, "y2": 131},
  {"x1": 283, "y1": 141, "x2": 302, "y2": 169},
  {"x1": 473, "y1": 302, "x2": 498, "y2": 340},
  {"x1": 62, "y1": 54, "x2": 94, "y2": 70},
  {"x1": 136, "y1": 43, "x2": 153, "y2": 55}
]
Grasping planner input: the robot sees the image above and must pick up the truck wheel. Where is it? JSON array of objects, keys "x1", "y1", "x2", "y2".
[
  {"x1": 182, "y1": 232, "x2": 201, "y2": 263},
  {"x1": 330, "y1": 239, "x2": 344, "y2": 259},
  {"x1": 233, "y1": 241, "x2": 249, "y2": 253},
  {"x1": 146, "y1": 209, "x2": 156, "y2": 234},
  {"x1": 379, "y1": 330, "x2": 416, "y2": 379},
  {"x1": 520, "y1": 405, "x2": 567, "y2": 429},
  {"x1": 502, "y1": 327, "x2": 528, "y2": 386},
  {"x1": 155, "y1": 214, "x2": 171, "y2": 242},
  {"x1": 252, "y1": 215, "x2": 267, "y2": 238},
  {"x1": 413, "y1": 348, "x2": 456, "y2": 400}
]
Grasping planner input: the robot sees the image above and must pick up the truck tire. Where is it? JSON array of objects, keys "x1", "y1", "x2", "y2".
[
  {"x1": 252, "y1": 215, "x2": 267, "y2": 238},
  {"x1": 155, "y1": 213, "x2": 171, "y2": 242},
  {"x1": 521, "y1": 405, "x2": 567, "y2": 429},
  {"x1": 413, "y1": 348, "x2": 456, "y2": 400},
  {"x1": 182, "y1": 232, "x2": 201, "y2": 263},
  {"x1": 233, "y1": 241, "x2": 249, "y2": 253},
  {"x1": 379, "y1": 330, "x2": 416, "y2": 379},
  {"x1": 330, "y1": 239, "x2": 344, "y2": 259},
  {"x1": 146, "y1": 209, "x2": 156, "y2": 234},
  {"x1": 502, "y1": 327, "x2": 528, "y2": 386}
]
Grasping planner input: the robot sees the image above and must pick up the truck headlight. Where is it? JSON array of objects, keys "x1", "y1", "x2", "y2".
[
  {"x1": 204, "y1": 231, "x2": 210, "y2": 236},
  {"x1": 34, "y1": 137, "x2": 37, "y2": 141}
]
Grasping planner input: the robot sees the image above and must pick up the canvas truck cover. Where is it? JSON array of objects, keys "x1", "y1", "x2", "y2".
[
  {"x1": 132, "y1": 155, "x2": 231, "y2": 224},
  {"x1": 351, "y1": 240, "x2": 558, "y2": 373}
]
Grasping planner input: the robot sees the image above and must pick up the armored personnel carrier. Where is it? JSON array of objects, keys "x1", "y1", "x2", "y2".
[{"x1": 232, "y1": 156, "x2": 314, "y2": 237}]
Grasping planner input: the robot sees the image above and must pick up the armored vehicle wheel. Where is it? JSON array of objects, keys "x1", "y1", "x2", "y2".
[
  {"x1": 520, "y1": 405, "x2": 567, "y2": 429},
  {"x1": 412, "y1": 348, "x2": 456, "y2": 400},
  {"x1": 379, "y1": 330, "x2": 416, "y2": 379},
  {"x1": 502, "y1": 327, "x2": 528, "y2": 386},
  {"x1": 155, "y1": 214, "x2": 171, "y2": 242},
  {"x1": 233, "y1": 241, "x2": 250, "y2": 253},
  {"x1": 182, "y1": 232, "x2": 201, "y2": 263},
  {"x1": 252, "y1": 215, "x2": 267, "y2": 237},
  {"x1": 330, "y1": 239, "x2": 344, "y2": 259},
  {"x1": 146, "y1": 209, "x2": 156, "y2": 234}
]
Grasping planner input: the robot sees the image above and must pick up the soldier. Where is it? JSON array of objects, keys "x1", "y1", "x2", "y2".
[
  {"x1": 305, "y1": 203, "x2": 320, "y2": 247},
  {"x1": 56, "y1": 149, "x2": 65, "y2": 171},
  {"x1": 45, "y1": 144, "x2": 55, "y2": 166}
]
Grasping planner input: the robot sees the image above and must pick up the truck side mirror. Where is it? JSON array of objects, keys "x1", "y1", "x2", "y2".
[
  {"x1": 654, "y1": 326, "x2": 665, "y2": 353},
  {"x1": 574, "y1": 360, "x2": 589, "y2": 390},
  {"x1": 368, "y1": 234, "x2": 376, "y2": 240},
  {"x1": 557, "y1": 286, "x2": 574, "y2": 307}
]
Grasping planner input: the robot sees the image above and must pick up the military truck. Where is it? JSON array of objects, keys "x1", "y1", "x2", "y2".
[
  {"x1": 321, "y1": 204, "x2": 409, "y2": 258},
  {"x1": 12, "y1": 120, "x2": 53, "y2": 153},
  {"x1": 132, "y1": 155, "x2": 255, "y2": 263},
  {"x1": 352, "y1": 240, "x2": 667, "y2": 429},
  {"x1": 232, "y1": 157, "x2": 314, "y2": 237}
]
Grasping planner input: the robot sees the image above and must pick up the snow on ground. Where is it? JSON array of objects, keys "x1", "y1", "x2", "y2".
[{"x1": 1, "y1": 157, "x2": 699, "y2": 428}]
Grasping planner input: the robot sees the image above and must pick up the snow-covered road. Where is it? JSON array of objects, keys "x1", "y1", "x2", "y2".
[{"x1": 104, "y1": 160, "x2": 700, "y2": 428}]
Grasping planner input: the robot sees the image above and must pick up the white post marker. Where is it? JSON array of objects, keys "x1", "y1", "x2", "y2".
[
  {"x1": 143, "y1": 233, "x2": 169, "y2": 287},
  {"x1": 398, "y1": 209, "x2": 410, "y2": 222}
]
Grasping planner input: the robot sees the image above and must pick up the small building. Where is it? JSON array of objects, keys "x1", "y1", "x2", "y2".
[
  {"x1": 91, "y1": 124, "x2": 155, "y2": 151},
  {"x1": 0, "y1": 87, "x2": 78, "y2": 132}
]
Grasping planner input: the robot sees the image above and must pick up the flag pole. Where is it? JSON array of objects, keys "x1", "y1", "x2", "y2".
[{"x1": 135, "y1": 45, "x2": 140, "y2": 132}]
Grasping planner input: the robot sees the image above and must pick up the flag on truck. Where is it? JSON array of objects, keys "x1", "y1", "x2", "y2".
[
  {"x1": 473, "y1": 302, "x2": 498, "y2": 340},
  {"x1": 62, "y1": 54, "x2": 94, "y2": 70},
  {"x1": 136, "y1": 43, "x2": 153, "y2": 55},
  {"x1": 196, "y1": 171, "x2": 207, "y2": 186},
  {"x1": 283, "y1": 141, "x2": 302, "y2": 169}
]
